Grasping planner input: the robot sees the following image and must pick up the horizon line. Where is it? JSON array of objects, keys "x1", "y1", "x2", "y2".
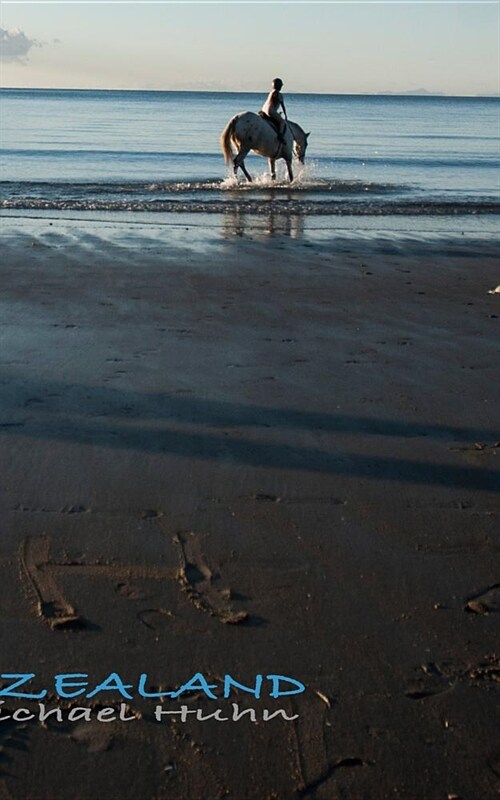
[
  {"x1": 3, "y1": 1, "x2": 497, "y2": 4},
  {"x1": 3, "y1": 1, "x2": 498, "y2": 4},
  {"x1": 1, "y1": 86, "x2": 499, "y2": 98}
]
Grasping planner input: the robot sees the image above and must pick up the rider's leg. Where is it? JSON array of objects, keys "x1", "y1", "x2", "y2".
[
  {"x1": 269, "y1": 110, "x2": 285, "y2": 142},
  {"x1": 279, "y1": 118, "x2": 286, "y2": 143}
]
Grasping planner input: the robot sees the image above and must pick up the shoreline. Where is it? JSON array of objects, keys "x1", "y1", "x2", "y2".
[{"x1": 2, "y1": 209, "x2": 499, "y2": 242}]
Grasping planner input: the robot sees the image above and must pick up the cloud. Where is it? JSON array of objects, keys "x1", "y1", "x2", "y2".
[{"x1": 0, "y1": 28, "x2": 41, "y2": 63}]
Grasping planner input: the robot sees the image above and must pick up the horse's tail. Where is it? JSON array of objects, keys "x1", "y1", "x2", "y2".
[{"x1": 220, "y1": 116, "x2": 236, "y2": 164}]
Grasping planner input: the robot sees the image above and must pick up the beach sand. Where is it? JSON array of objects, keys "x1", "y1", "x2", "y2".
[{"x1": 0, "y1": 216, "x2": 499, "y2": 799}]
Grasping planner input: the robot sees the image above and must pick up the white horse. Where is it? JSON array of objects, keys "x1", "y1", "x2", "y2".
[{"x1": 220, "y1": 111, "x2": 310, "y2": 183}]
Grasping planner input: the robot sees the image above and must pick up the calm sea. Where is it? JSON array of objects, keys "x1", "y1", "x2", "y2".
[{"x1": 1, "y1": 89, "x2": 499, "y2": 225}]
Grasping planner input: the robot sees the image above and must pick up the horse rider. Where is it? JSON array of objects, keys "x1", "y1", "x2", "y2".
[{"x1": 261, "y1": 78, "x2": 288, "y2": 143}]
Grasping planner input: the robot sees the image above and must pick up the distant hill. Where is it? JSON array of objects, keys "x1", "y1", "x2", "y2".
[{"x1": 378, "y1": 88, "x2": 446, "y2": 96}]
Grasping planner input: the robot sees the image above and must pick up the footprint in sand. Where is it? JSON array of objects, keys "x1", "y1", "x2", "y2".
[
  {"x1": 19, "y1": 535, "x2": 87, "y2": 630},
  {"x1": 464, "y1": 582, "x2": 500, "y2": 615},
  {"x1": 173, "y1": 532, "x2": 250, "y2": 625},
  {"x1": 405, "y1": 655, "x2": 499, "y2": 701}
]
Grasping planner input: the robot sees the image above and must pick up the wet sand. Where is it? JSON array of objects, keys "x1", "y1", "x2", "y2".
[{"x1": 0, "y1": 217, "x2": 499, "y2": 800}]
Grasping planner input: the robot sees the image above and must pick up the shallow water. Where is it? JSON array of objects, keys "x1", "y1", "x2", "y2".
[{"x1": 1, "y1": 89, "x2": 499, "y2": 228}]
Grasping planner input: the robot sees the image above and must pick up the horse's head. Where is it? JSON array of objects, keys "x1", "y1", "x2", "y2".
[{"x1": 293, "y1": 129, "x2": 310, "y2": 164}]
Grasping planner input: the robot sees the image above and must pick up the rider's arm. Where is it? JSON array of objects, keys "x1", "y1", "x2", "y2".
[{"x1": 280, "y1": 95, "x2": 288, "y2": 119}]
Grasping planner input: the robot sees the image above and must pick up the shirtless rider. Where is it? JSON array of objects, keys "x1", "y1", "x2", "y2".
[{"x1": 262, "y1": 78, "x2": 287, "y2": 143}]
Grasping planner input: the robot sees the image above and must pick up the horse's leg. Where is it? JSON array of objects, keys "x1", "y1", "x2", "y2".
[
  {"x1": 285, "y1": 158, "x2": 294, "y2": 183},
  {"x1": 241, "y1": 162, "x2": 252, "y2": 182},
  {"x1": 233, "y1": 148, "x2": 241, "y2": 178},
  {"x1": 234, "y1": 148, "x2": 252, "y2": 182},
  {"x1": 269, "y1": 158, "x2": 276, "y2": 180}
]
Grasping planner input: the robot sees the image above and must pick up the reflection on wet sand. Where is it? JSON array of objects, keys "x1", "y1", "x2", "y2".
[{"x1": 222, "y1": 206, "x2": 305, "y2": 238}]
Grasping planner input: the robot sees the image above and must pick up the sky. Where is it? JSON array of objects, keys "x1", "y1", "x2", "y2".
[{"x1": 0, "y1": 2, "x2": 499, "y2": 95}]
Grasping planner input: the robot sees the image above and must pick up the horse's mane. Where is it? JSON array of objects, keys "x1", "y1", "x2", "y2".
[{"x1": 287, "y1": 119, "x2": 305, "y2": 135}]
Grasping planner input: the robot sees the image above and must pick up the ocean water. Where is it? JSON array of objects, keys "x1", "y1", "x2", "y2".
[{"x1": 0, "y1": 89, "x2": 499, "y2": 227}]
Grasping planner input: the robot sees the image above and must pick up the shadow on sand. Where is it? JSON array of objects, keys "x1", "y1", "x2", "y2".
[{"x1": 1, "y1": 374, "x2": 499, "y2": 491}]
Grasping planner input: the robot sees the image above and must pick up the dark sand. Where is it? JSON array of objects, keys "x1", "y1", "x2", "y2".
[{"x1": 0, "y1": 217, "x2": 499, "y2": 799}]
